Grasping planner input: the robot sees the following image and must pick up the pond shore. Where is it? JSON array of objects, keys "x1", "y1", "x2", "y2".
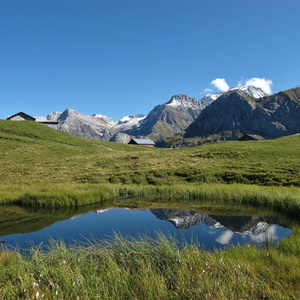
[
  {"x1": 0, "y1": 229, "x2": 299, "y2": 299},
  {"x1": 1, "y1": 183, "x2": 299, "y2": 218}
]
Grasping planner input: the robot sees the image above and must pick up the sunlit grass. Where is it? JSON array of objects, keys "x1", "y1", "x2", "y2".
[{"x1": 0, "y1": 120, "x2": 299, "y2": 187}]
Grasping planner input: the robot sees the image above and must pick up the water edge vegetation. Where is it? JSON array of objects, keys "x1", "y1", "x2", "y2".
[{"x1": 0, "y1": 231, "x2": 299, "y2": 299}]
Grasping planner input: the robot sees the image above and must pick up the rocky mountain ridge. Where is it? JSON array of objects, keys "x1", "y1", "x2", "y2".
[
  {"x1": 124, "y1": 94, "x2": 214, "y2": 140},
  {"x1": 47, "y1": 93, "x2": 219, "y2": 142},
  {"x1": 47, "y1": 86, "x2": 269, "y2": 143},
  {"x1": 184, "y1": 86, "x2": 300, "y2": 142}
]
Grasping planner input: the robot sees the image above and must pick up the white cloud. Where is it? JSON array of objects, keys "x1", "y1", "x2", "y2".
[
  {"x1": 203, "y1": 76, "x2": 273, "y2": 96},
  {"x1": 216, "y1": 230, "x2": 234, "y2": 245},
  {"x1": 248, "y1": 225, "x2": 279, "y2": 244},
  {"x1": 245, "y1": 77, "x2": 273, "y2": 94},
  {"x1": 211, "y1": 78, "x2": 230, "y2": 92},
  {"x1": 204, "y1": 88, "x2": 213, "y2": 93}
]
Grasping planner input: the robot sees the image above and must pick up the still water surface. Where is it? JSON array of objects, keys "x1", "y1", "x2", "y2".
[{"x1": 0, "y1": 205, "x2": 294, "y2": 251}]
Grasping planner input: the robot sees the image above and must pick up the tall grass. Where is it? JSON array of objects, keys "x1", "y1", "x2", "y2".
[
  {"x1": 116, "y1": 184, "x2": 300, "y2": 217},
  {"x1": 0, "y1": 184, "x2": 117, "y2": 207},
  {"x1": 0, "y1": 230, "x2": 299, "y2": 299},
  {"x1": 0, "y1": 183, "x2": 299, "y2": 217}
]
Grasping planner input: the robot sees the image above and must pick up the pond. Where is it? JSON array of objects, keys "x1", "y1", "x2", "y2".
[{"x1": 0, "y1": 202, "x2": 295, "y2": 251}]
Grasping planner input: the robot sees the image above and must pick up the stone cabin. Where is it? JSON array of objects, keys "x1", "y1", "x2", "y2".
[
  {"x1": 239, "y1": 134, "x2": 265, "y2": 141},
  {"x1": 128, "y1": 138, "x2": 155, "y2": 147},
  {"x1": 7, "y1": 112, "x2": 59, "y2": 130}
]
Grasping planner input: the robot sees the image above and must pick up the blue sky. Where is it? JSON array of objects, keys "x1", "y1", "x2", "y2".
[{"x1": 1, "y1": 0, "x2": 299, "y2": 120}]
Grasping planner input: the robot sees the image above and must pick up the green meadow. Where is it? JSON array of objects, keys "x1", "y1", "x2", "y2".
[
  {"x1": 0, "y1": 119, "x2": 300, "y2": 299},
  {"x1": 0, "y1": 119, "x2": 299, "y2": 197}
]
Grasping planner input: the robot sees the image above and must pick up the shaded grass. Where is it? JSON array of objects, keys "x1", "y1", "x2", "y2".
[{"x1": 0, "y1": 230, "x2": 299, "y2": 299}]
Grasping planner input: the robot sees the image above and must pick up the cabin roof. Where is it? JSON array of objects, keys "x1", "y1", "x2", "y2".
[
  {"x1": 7, "y1": 112, "x2": 36, "y2": 121},
  {"x1": 6, "y1": 112, "x2": 59, "y2": 125},
  {"x1": 129, "y1": 138, "x2": 155, "y2": 145},
  {"x1": 239, "y1": 134, "x2": 265, "y2": 140}
]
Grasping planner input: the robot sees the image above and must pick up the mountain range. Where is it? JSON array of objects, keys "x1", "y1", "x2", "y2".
[
  {"x1": 45, "y1": 85, "x2": 300, "y2": 146},
  {"x1": 184, "y1": 86, "x2": 300, "y2": 143},
  {"x1": 46, "y1": 93, "x2": 219, "y2": 143}
]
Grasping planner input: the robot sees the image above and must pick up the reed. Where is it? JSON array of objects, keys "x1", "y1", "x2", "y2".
[{"x1": 0, "y1": 231, "x2": 299, "y2": 299}]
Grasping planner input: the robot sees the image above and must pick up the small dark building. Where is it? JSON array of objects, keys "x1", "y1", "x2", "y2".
[
  {"x1": 128, "y1": 138, "x2": 155, "y2": 147},
  {"x1": 7, "y1": 112, "x2": 59, "y2": 130},
  {"x1": 239, "y1": 134, "x2": 265, "y2": 141},
  {"x1": 7, "y1": 112, "x2": 36, "y2": 121}
]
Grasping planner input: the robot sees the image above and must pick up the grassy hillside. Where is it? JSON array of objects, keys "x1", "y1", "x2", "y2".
[
  {"x1": 0, "y1": 119, "x2": 299, "y2": 214},
  {"x1": 1, "y1": 119, "x2": 299, "y2": 186}
]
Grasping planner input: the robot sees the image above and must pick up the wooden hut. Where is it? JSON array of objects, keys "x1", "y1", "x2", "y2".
[
  {"x1": 239, "y1": 134, "x2": 265, "y2": 141},
  {"x1": 7, "y1": 112, "x2": 36, "y2": 121},
  {"x1": 7, "y1": 112, "x2": 59, "y2": 129},
  {"x1": 128, "y1": 138, "x2": 155, "y2": 147}
]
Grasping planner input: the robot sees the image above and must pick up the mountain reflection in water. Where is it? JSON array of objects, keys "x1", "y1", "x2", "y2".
[
  {"x1": 0, "y1": 207, "x2": 294, "y2": 251},
  {"x1": 150, "y1": 208, "x2": 291, "y2": 247}
]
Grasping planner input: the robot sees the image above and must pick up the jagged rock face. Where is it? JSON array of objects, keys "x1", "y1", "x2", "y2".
[
  {"x1": 47, "y1": 111, "x2": 62, "y2": 121},
  {"x1": 109, "y1": 132, "x2": 132, "y2": 143},
  {"x1": 49, "y1": 108, "x2": 118, "y2": 141},
  {"x1": 229, "y1": 86, "x2": 266, "y2": 99},
  {"x1": 47, "y1": 94, "x2": 210, "y2": 142},
  {"x1": 185, "y1": 87, "x2": 300, "y2": 141},
  {"x1": 48, "y1": 109, "x2": 143, "y2": 142},
  {"x1": 46, "y1": 86, "x2": 299, "y2": 144},
  {"x1": 185, "y1": 90, "x2": 257, "y2": 140},
  {"x1": 127, "y1": 94, "x2": 211, "y2": 139}
]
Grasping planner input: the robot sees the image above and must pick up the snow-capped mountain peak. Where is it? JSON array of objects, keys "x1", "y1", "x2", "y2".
[
  {"x1": 114, "y1": 114, "x2": 146, "y2": 129},
  {"x1": 166, "y1": 94, "x2": 208, "y2": 110},
  {"x1": 166, "y1": 95, "x2": 192, "y2": 108},
  {"x1": 92, "y1": 114, "x2": 118, "y2": 127},
  {"x1": 201, "y1": 92, "x2": 223, "y2": 102},
  {"x1": 229, "y1": 85, "x2": 267, "y2": 98},
  {"x1": 118, "y1": 114, "x2": 146, "y2": 124}
]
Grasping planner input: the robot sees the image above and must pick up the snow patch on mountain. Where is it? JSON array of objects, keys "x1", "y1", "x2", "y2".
[
  {"x1": 166, "y1": 94, "x2": 209, "y2": 110},
  {"x1": 230, "y1": 85, "x2": 267, "y2": 98},
  {"x1": 115, "y1": 114, "x2": 146, "y2": 130},
  {"x1": 201, "y1": 92, "x2": 223, "y2": 102},
  {"x1": 93, "y1": 114, "x2": 118, "y2": 126}
]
